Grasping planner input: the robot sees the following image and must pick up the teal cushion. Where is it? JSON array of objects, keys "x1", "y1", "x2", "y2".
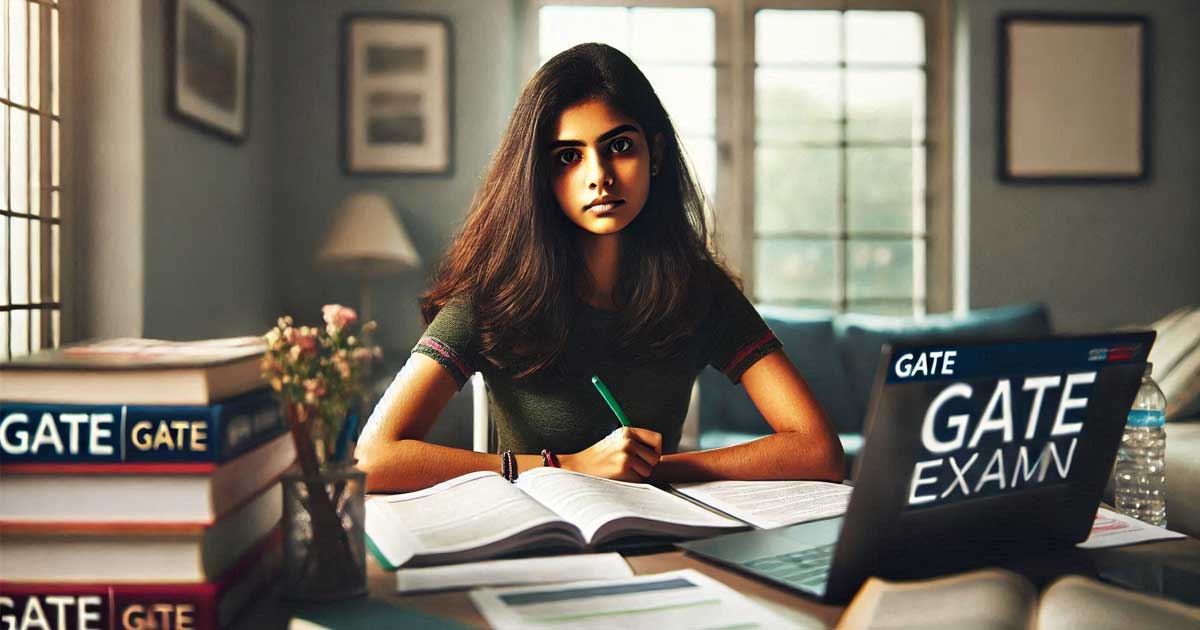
[{"x1": 834, "y1": 303, "x2": 1052, "y2": 426}]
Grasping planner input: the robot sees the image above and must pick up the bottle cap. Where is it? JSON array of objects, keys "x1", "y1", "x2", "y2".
[{"x1": 1144, "y1": 362, "x2": 1153, "y2": 377}]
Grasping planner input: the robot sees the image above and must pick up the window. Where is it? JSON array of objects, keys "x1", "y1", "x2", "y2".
[
  {"x1": 753, "y1": 9, "x2": 928, "y2": 314},
  {"x1": 532, "y1": 0, "x2": 950, "y2": 315},
  {"x1": 1, "y1": 0, "x2": 60, "y2": 360}
]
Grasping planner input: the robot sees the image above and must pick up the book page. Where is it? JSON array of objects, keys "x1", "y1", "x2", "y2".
[
  {"x1": 394, "y1": 553, "x2": 633, "y2": 593},
  {"x1": 1037, "y1": 575, "x2": 1200, "y2": 629},
  {"x1": 515, "y1": 468, "x2": 741, "y2": 544},
  {"x1": 836, "y1": 568, "x2": 1036, "y2": 630},
  {"x1": 671, "y1": 480, "x2": 852, "y2": 529},
  {"x1": 365, "y1": 471, "x2": 573, "y2": 568}
]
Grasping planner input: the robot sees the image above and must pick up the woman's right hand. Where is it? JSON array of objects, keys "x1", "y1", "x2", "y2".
[{"x1": 559, "y1": 427, "x2": 663, "y2": 481}]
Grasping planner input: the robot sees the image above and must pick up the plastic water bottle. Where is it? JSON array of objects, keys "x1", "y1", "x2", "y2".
[{"x1": 1114, "y1": 363, "x2": 1167, "y2": 526}]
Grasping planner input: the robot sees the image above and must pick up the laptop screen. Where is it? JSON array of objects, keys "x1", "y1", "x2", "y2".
[{"x1": 883, "y1": 336, "x2": 1152, "y2": 510}]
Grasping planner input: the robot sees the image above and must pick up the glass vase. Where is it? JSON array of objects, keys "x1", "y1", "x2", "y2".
[{"x1": 281, "y1": 464, "x2": 368, "y2": 601}]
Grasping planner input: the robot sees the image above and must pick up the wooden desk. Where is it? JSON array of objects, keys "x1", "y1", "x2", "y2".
[{"x1": 234, "y1": 536, "x2": 1200, "y2": 629}]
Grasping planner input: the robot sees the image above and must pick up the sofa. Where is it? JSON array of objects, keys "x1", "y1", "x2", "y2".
[{"x1": 692, "y1": 303, "x2": 1200, "y2": 539}]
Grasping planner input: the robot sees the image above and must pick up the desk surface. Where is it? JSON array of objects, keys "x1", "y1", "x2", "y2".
[{"x1": 234, "y1": 535, "x2": 1200, "y2": 629}]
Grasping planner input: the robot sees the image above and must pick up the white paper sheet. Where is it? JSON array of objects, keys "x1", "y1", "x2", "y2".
[
  {"x1": 395, "y1": 553, "x2": 632, "y2": 593},
  {"x1": 1076, "y1": 507, "x2": 1187, "y2": 549},
  {"x1": 469, "y1": 569, "x2": 800, "y2": 629},
  {"x1": 671, "y1": 480, "x2": 853, "y2": 529}
]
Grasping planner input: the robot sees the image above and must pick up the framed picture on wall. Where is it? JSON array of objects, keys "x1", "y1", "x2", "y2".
[
  {"x1": 342, "y1": 15, "x2": 454, "y2": 175},
  {"x1": 168, "y1": 0, "x2": 251, "y2": 143},
  {"x1": 998, "y1": 14, "x2": 1148, "y2": 182}
]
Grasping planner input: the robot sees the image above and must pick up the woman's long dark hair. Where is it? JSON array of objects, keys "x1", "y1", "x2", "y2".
[{"x1": 422, "y1": 43, "x2": 730, "y2": 378}]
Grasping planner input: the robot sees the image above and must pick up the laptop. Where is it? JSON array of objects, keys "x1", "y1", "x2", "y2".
[{"x1": 680, "y1": 331, "x2": 1155, "y2": 603}]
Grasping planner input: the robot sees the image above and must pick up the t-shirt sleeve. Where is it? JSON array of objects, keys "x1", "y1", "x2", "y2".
[
  {"x1": 411, "y1": 298, "x2": 480, "y2": 390},
  {"x1": 704, "y1": 272, "x2": 783, "y2": 384}
]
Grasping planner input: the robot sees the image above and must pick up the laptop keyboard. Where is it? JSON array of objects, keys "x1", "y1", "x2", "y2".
[{"x1": 743, "y1": 543, "x2": 835, "y2": 590}]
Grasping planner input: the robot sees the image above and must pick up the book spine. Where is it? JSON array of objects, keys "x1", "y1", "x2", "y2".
[
  {"x1": 0, "y1": 389, "x2": 282, "y2": 467},
  {"x1": 0, "y1": 583, "x2": 221, "y2": 630}
]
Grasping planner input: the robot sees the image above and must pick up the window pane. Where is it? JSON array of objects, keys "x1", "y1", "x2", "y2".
[
  {"x1": 8, "y1": 0, "x2": 25, "y2": 106},
  {"x1": 11, "y1": 307, "x2": 26, "y2": 356},
  {"x1": 28, "y1": 3, "x2": 37, "y2": 110},
  {"x1": 0, "y1": 106, "x2": 6, "y2": 210},
  {"x1": 847, "y1": 147, "x2": 923, "y2": 234},
  {"x1": 847, "y1": 239, "x2": 913, "y2": 300},
  {"x1": 846, "y1": 69, "x2": 925, "y2": 142},
  {"x1": 30, "y1": 305, "x2": 40, "y2": 352},
  {"x1": 51, "y1": 220, "x2": 57, "y2": 301},
  {"x1": 846, "y1": 11, "x2": 924, "y2": 65},
  {"x1": 756, "y1": 146, "x2": 838, "y2": 234},
  {"x1": 755, "y1": 238, "x2": 837, "y2": 303},
  {"x1": 641, "y1": 63, "x2": 714, "y2": 137},
  {"x1": 28, "y1": 111, "x2": 37, "y2": 215},
  {"x1": 679, "y1": 134, "x2": 716, "y2": 202},
  {"x1": 51, "y1": 307, "x2": 58, "y2": 348},
  {"x1": 539, "y1": 6, "x2": 630, "y2": 60},
  {"x1": 756, "y1": 10, "x2": 840, "y2": 64},
  {"x1": 756, "y1": 68, "x2": 840, "y2": 143},
  {"x1": 10, "y1": 215, "x2": 25, "y2": 302},
  {"x1": 51, "y1": 117, "x2": 58, "y2": 187},
  {"x1": 0, "y1": 311, "x2": 7, "y2": 358},
  {"x1": 631, "y1": 8, "x2": 713, "y2": 63},
  {"x1": 846, "y1": 301, "x2": 916, "y2": 316},
  {"x1": 0, "y1": 216, "x2": 6, "y2": 305},
  {"x1": 11, "y1": 106, "x2": 25, "y2": 213},
  {"x1": 29, "y1": 217, "x2": 39, "y2": 303},
  {"x1": 51, "y1": 7, "x2": 57, "y2": 115}
]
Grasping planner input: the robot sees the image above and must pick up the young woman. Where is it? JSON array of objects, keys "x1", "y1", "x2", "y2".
[{"x1": 356, "y1": 43, "x2": 843, "y2": 492}]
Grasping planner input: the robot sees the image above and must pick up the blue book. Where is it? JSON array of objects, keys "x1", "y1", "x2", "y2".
[{"x1": 0, "y1": 388, "x2": 284, "y2": 469}]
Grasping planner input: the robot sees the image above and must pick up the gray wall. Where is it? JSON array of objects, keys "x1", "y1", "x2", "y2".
[
  {"x1": 141, "y1": 0, "x2": 277, "y2": 339},
  {"x1": 268, "y1": 0, "x2": 517, "y2": 356},
  {"x1": 957, "y1": 0, "x2": 1200, "y2": 333}
]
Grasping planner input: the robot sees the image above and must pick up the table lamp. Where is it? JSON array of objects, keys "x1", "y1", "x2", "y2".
[{"x1": 317, "y1": 192, "x2": 421, "y2": 324}]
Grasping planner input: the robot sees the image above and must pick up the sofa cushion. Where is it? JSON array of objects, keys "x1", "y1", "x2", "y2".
[
  {"x1": 834, "y1": 303, "x2": 1052, "y2": 428},
  {"x1": 698, "y1": 307, "x2": 859, "y2": 437}
]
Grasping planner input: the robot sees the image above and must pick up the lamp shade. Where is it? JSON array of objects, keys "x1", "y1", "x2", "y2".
[{"x1": 318, "y1": 192, "x2": 421, "y2": 275}]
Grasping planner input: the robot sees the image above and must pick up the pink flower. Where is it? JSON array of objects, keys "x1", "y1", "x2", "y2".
[
  {"x1": 322, "y1": 304, "x2": 358, "y2": 331},
  {"x1": 296, "y1": 329, "x2": 318, "y2": 356}
]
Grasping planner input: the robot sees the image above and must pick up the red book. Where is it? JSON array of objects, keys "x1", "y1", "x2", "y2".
[{"x1": 0, "y1": 529, "x2": 280, "y2": 630}]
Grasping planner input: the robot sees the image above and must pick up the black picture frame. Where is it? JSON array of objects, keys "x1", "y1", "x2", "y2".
[
  {"x1": 341, "y1": 14, "x2": 455, "y2": 176},
  {"x1": 997, "y1": 13, "x2": 1149, "y2": 183},
  {"x1": 167, "y1": 0, "x2": 252, "y2": 143}
]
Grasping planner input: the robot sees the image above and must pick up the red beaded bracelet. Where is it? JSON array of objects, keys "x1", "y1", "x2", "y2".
[{"x1": 540, "y1": 449, "x2": 560, "y2": 468}]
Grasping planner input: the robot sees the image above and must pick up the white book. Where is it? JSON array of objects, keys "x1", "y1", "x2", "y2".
[{"x1": 366, "y1": 468, "x2": 746, "y2": 569}]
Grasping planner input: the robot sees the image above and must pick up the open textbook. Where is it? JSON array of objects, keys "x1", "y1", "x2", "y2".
[
  {"x1": 836, "y1": 568, "x2": 1200, "y2": 630},
  {"x1": 365, "y1": 468, "x2": 745, "y2": 569}
]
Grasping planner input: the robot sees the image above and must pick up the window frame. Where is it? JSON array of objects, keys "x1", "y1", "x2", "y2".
[
  {"x1": 525, "y1": 0, "x2": 953, "y2": 313},
  {"x1": 2, "y1": 0, "x2": 68, "y2": 359}
]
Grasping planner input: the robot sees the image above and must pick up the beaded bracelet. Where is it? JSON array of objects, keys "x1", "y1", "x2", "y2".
[
  {"x1": 540, "y1": 449, "x2": 560, "y2": 469},
  {"x1": 501, "y1": 450, "x2": 518, "y2": 482}
]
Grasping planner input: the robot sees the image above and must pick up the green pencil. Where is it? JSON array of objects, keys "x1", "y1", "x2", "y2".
[{"x1": 591, "y1": 375, "x2": 632, "y2": 428}]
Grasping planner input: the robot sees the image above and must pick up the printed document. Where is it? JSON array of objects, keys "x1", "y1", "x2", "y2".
[
  {"x1": 1077, "y1": 507, "x2": 1186, "y2": 549},
  {"x1": 469, "y1": 569, "x2": 797, "y2": 629},
  {"x1": 671, "y1": 480, "x2": 853, "y2": 529},
  {"x1": 395, "y1": 553, "x2": 632, "y2": 593}
]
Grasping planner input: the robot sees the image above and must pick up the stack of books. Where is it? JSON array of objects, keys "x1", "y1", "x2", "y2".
[{"x1": 0, "y1": 338, "x2": 296, "y2": 630}]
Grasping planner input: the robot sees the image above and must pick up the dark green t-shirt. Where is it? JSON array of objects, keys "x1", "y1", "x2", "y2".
[{"x1": 412, "y1": 272, "x2": 781, "y2": 455}]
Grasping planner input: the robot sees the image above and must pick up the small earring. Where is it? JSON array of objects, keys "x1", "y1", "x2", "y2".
[{"x1": 650, "y1": 165, "x2": 659, "y2": 177}]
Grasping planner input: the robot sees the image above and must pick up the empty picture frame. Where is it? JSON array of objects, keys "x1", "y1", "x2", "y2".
[
  {"x1": 998, "y1": 14, "x2": 1148, "y2": 182},
  {"x1": 342, "y1": 15, "x2": 453, "y2": 175},
  {"x1": 169, "y1": 0, "x2": 251, "y2": 143}
]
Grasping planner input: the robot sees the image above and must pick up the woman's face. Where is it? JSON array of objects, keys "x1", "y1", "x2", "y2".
[{"x1": 549, "y1": 98, "x2": 657, "y2": 236}]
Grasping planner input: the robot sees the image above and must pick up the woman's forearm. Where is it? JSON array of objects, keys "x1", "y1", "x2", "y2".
[
  {"x1": 650, "y1": 431, "x2": 844, "y2": 484},
  {"x1": 357, "y1": 439, "x2": 545, "y2": 493}
]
